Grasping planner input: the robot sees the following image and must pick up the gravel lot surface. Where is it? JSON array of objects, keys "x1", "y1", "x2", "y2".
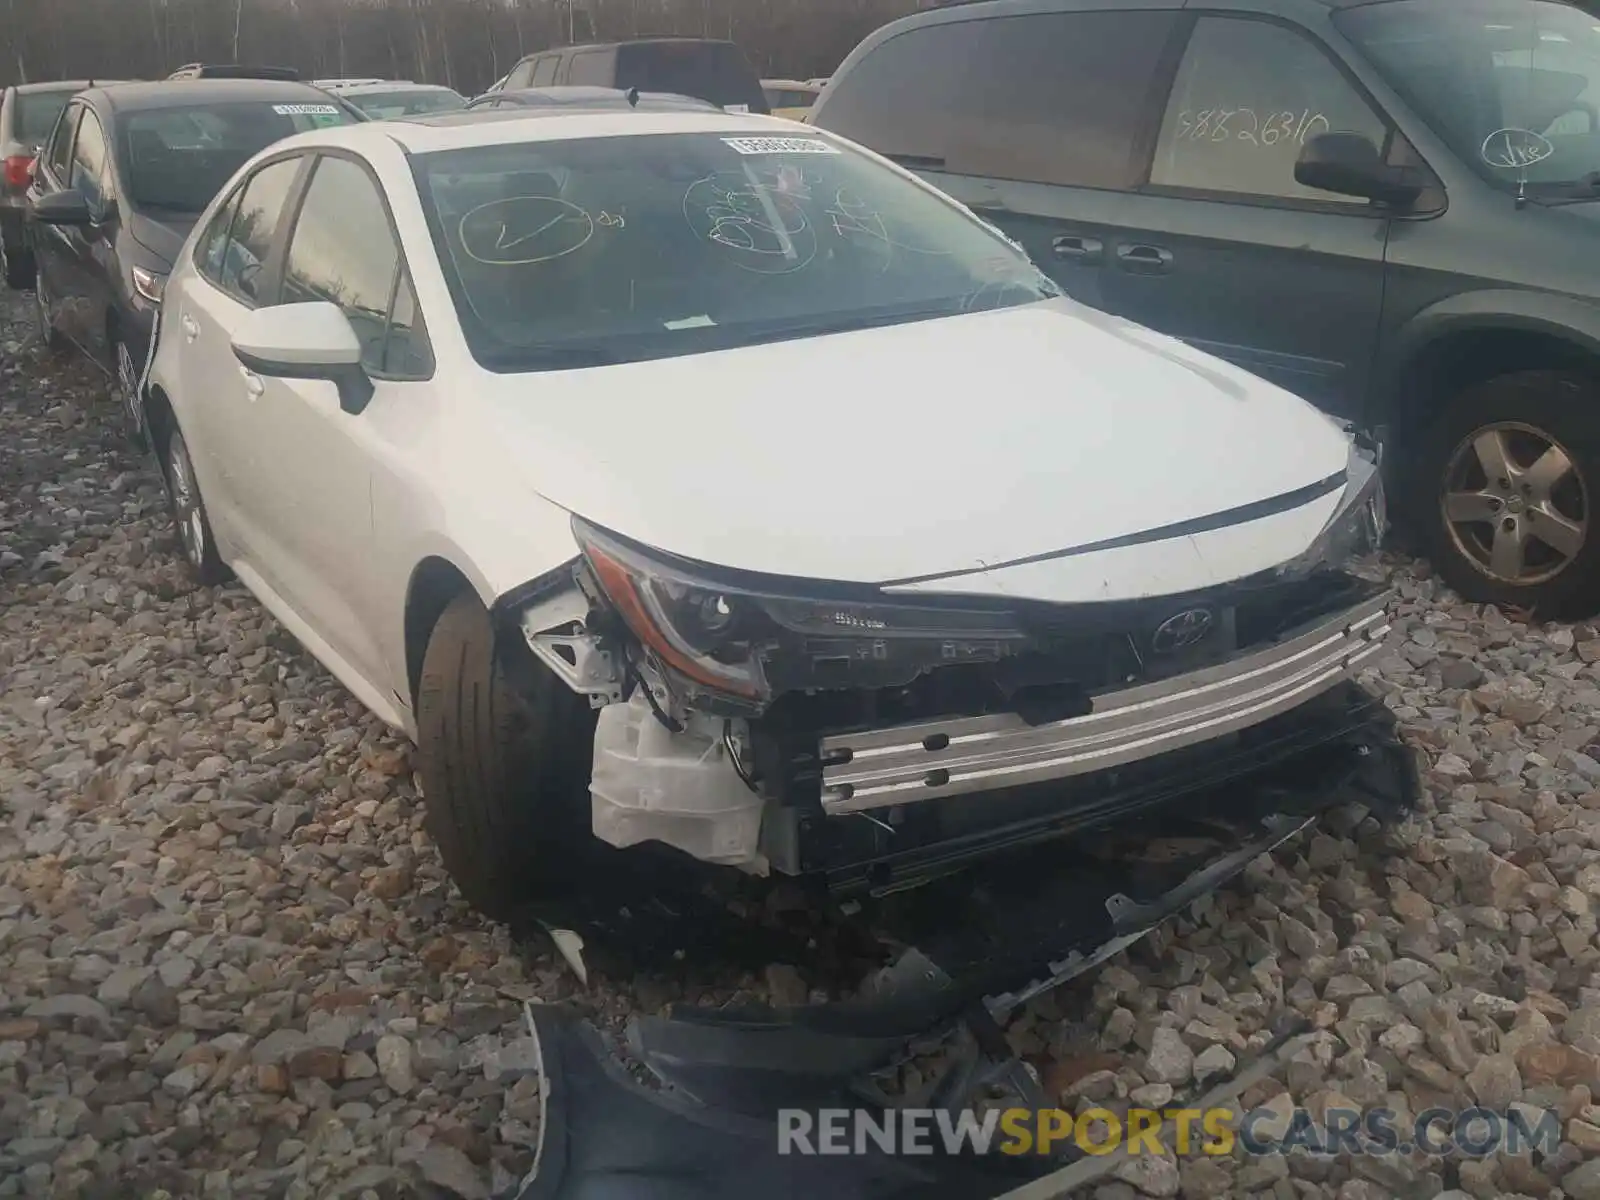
[{"x1": 7, "y1": 282, "x2": 1600, "y2": 1200}]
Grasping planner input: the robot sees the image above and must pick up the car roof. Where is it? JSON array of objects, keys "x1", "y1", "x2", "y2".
[
  {"x1": 909, "y1": 0, "x2": 1364, "y2": 18},
  {"x1": 84, "y1": 78, "x2": 347, "y2": 114},
  {"x1": 12, "y1": 80, "x2": 103, "y2": 95},
  {"x1": 302, "y1": 107, "x2": 821, "y2": 155}
]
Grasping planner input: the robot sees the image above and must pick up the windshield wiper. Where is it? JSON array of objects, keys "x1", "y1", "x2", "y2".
[{"x1": 729, "y1": 303, "x2": 973, "y2": 348}]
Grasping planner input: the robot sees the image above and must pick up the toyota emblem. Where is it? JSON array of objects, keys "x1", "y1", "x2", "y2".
[{"x1": 1150, "y1": 608, "x2": 1214, "y2": 654}]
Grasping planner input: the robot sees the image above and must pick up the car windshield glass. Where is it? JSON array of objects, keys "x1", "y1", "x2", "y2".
[
  {"x1": 120, "y1": 100, "x2": 355, "y2": 212},
  {"x1": 17, "y1": 91, "x2": 73, "y2": 144},
  {"x1": 414, "y1": 130, "x2": 1061, "y2": 372},
  {"x1": 348, "y1": 89, "x2": 466, "y2": 118},
  {"x1": 1337, "y1": 0, "x2": 1600, "y2": 196}
]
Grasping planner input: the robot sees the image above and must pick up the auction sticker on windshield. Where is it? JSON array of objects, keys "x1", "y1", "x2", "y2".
[
  {"x1": 722, "y1": 136, "x2": 840, "y2": 156},
  {"x1": 272, "y1": 104, "x2": 341, "y2": 115}
]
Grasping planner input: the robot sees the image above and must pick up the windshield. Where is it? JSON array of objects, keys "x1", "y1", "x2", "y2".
[
  {"x1": 347, "y1": 88, "x2": 466, "y2": 119},
  {"x1": 120, "y1": 101, "x2": 356, "y2": 212},
  {"x1": 414, "y1": 131, "x2": 1060, "y2": 372},
  {"x1": 16, "y1": 91, "x2": 73, "y2": 145},
  {"x1": 1337, "y1": 0, "x2": 1600, "y2": 195}
]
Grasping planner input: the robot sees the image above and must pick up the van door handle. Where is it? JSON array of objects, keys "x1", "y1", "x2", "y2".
[
  {"x1": 1052, "y1": 234, "x2": 1104, "y2": 265},
  {"x1": 1117, "y1": 244, "x2": 1173, "y2": 275}
]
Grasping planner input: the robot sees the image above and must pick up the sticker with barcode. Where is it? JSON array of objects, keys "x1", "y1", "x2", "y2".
[
  {"x1": 273, "y1": 103, "x2": 340, "y2": 115},
  {"x1": 721, "y1": 136, "x2": 839, "y2": 156}
]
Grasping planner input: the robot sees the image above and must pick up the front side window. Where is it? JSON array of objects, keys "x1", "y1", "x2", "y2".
[
  {"x1": 216, "y1": 156, "x2": 305, "y2": 303},
  {"x1": 1150, "y1": 17, "x2": 1390, "y2": 203},
  {"x1": 281, "y1": 155, "x2": 422, "y2": 375},
  {"x1": 415, "y1": 130, "x2": 1061, "y2": 372},
  {"x1": 530, "y1": 58, "x2": 560, "y2": 87},
  {"x1": 567, "y1": 51, "x2": 611, "y2": 86},
  {"x1": 196, "y1": 186, "x2": 243, "y2": 285},
  {"x1": 505, "y1": 60, "x2": 537, "y2": 90},
  {"x1": 45, "y1": 103, "x2": 80, "y2": 179},
  {"x1": 1337, "y1": 0, "x2": 1600, "y2": 198},
  {"x1": 813, "y1": 11, "x2": 1181, "y2": 190},
  {"x1": 17, "y1": 90, "x2": 74, "y2": 146},
  {"x1": 69, "y1": 111, "x2": 112, "y2": 210},
  {"x1": 348, "y1": 89, "x2": 466, "y2": 120},
  {"x1": 120, "y1": 100, "x2": 355, "y2": 214}
]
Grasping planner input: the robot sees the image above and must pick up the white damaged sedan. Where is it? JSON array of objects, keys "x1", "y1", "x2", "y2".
[{"x1": 141, "y1": 96, "x2": 1403, "y2": 916}]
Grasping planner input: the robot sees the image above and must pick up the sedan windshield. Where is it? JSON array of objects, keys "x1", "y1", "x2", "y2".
[
  {"x1": 120, "y1": 101, "x2": 356, "y2": 212},
  {"x1": 414, "y1": 130, "x2": 1061, "y2": 371},
  {"x1": 346, "y1": 88, "x2": 466, "y2": 119},
  {"x1": 1337, "y1": 0, "x2": 1600, "y2": 197}
]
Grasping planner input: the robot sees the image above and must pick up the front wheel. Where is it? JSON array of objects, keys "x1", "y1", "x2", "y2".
[
  {"x1": 112, "y1": 335, "x2": 148, "y2": 448},
  {"x1": 1413, "y1": 370, "x2": 1600, "y2": 619},
  {"x1": 414, "y1": 592, "x2": 596, "y2": 919},
  {"x1": 32, "y1": 267, "x2": 64, "y2": 354},
  {"x1": 163, "y1": 425, "x2": 228, "y2": 586}
]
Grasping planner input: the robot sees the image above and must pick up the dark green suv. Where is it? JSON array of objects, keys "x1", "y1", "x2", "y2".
[{"x1": 812, "y1": 0, "x2": 1600, "y2": 617}]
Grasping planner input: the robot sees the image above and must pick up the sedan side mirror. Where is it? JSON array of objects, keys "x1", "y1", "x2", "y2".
[
  {"x1": 231, "y1": 301, "x2": 375, "y2": 415},
  {"x1": 1294, "y1": 132, "x2": 1424, "y2": 208},
  {"x1": 31, "y1": 189, "x2": 94, "y2": 227}
]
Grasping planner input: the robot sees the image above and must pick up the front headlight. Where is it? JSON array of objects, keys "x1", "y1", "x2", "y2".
[
  {"x1": 571, "y1": 518, "x2": 1028, "y2": 706},
  {"x1": 131, "y1": 265, "x2": 166, "y2": 305},
  {"x1": 1276, "y1": 442, "x2": 1387, "y2": 578}
]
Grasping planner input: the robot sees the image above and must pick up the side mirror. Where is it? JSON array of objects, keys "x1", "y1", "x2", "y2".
[
  {"x1": 1294, "y1": 132, "x2": 1423, "y2": 208},
  {"x1": 230, "y1": 301, "x2": 374, "y2": 415},
  {"x1": 31, "y1": 189, "x2": 93, "y2": 227}
]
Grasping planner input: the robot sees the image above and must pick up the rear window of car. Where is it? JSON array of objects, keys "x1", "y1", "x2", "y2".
[
  {"x1": 347, "y1": 88, "x2": 466, "y2": 119},
  {"x1": 766, "y1": 88, "x2": 818, "y2": 109},
  {"x1": 120, "y1": 100, "x2": 356, "y2": 213},
  {"x1": 616, "y1": 42, "x2": 769, "y2": 113},
  {"x1": 16, "y1": 91, "x2": 74, "y2": 144},
  {"x1": 413, "y1": 129, "x2": 1060, "y2": 373}
]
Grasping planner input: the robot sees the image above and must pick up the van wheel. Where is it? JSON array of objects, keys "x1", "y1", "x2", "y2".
[
  {"x1": 1413, "y1": 370, "x2": 1600, "y2": 619},
  {"x1": 414, "y1": 592, "x2": 596, "y2": 919}
]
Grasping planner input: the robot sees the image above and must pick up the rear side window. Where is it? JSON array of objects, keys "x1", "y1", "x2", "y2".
[
  {"x1": 567, "y1": 50, "x2": 612, "y2": 86},
  {"x1": 616, "y1": 42, "x2": 768, "y2": 112},
  {"x1": 815, "y1": 11, "x2": 1180, "y2": 190},
  {"x1": 17, "y1": 91, "x2": 73, "y2": 145},
  {"x1": 1149, "y1": 17, "x2": 1389, "y2": 203}
]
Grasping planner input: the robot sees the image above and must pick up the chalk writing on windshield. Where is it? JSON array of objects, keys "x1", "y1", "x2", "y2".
[
  {"x1": 682, "y1": 172, "x2": 818, "y2": 274},
  {"x1": 1481, "y1": 127, "x2": 1555, "y2": 171},
  {"x1": 1173, "y1": 108, "x2": 1330, "y2": 148},
  {"x1": 458, "y1": 195, "x2": 595, "y2": 266}
]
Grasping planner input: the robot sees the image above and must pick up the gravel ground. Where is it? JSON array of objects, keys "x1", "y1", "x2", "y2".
[{"x1": 7, "y1": 282, "x2": 1600, "y2": 1200}]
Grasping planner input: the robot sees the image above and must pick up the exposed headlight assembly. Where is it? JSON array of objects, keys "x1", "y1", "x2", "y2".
[
  {"x1": 1276, "y1": 440, "x2": 1387, "y2": 578},
  {"x1": 131, "y1": 265, "x2": 166, "y2": 305},
  {"x1": 571, "y1": 518, "x2": 1028, "y2": 710}
]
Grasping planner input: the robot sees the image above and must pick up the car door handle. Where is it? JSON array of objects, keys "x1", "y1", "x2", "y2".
[
  {"x1": 240, "y1": 367, "x2": 264, "y2": 399},
  {"x1": 180, "y1": 314, "x2": 200, "y2": 342},
  {"x1": 1052, "y1": 234, "x2": 1104, "y2": 265},
  {"x1": 1116, "y1": 244, "x2": 1173, "y2": 275}
]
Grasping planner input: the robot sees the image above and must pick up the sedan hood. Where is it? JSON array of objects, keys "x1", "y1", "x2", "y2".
[
  {"x1": 475, "y1": 298, "x2": 1351, "y2": 588},
  {"x1": 126, "y1": 209, "x2": 197, "y2": 266}
]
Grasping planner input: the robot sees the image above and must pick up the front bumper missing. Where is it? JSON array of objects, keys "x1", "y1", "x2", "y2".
[{"x1": 821, "y1": 590, "x2": 1391, "y2": 813}]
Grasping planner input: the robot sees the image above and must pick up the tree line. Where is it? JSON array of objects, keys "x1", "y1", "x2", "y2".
[{"x1": 1, "y1": 0, "x2": 934, "y2": 95}]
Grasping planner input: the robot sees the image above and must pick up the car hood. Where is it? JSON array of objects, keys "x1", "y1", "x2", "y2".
[
  {"x1": 126, "y1": 210, "x2": 197, "y2": 267},
  {"x1": 473, "y1": 298, "x2": 1352, "y2": 591}
]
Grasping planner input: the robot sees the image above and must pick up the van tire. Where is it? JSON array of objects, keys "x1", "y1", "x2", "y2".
[
  {"x1": 1412, "y1": 370, "x2": 1600, "y2": 619},
  {"x1": 415, "y1": 592, "x2": 596, "y2": 918}
]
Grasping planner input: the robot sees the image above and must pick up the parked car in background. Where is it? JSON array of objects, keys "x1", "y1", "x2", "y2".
[
  {"x1": 25, "y1": 76, "x2": 360, "y2": 441},
  {"x1": 319, "y1": 80, "x2": 467, "y2": 120},
  {"x1": 761, "y1": 78, "x2": 822, "y2": 121},
  {"x1": 1, "y1": 81, "x2": 103, "y2": 289},
  {"x1": 812, "y1": 0, "x2": 1600, "y2": 618},
  {"x1": 313, "y1": 77, "x2": 387, "y2": 90},
  {"x1": 499, "y1": 38, "x2": 769, "y2": 113},
  {"x1": 167, "y1": 64, "x2": 302, "y2": 82},
  {"x1": 465, "y1": 86, "x2": 721, "y2": 113},
  {"x1": 138, "y1": 101, "x2": 1400, "y2": 917}
]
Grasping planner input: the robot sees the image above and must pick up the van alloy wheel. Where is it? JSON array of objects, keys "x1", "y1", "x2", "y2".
[{"x1": 1440, "y1": 420, "x2": 1588, "y2": 586}]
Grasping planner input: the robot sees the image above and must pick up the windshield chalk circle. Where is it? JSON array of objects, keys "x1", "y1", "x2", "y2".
[
  {"x1": 1481, "y1": 127, "x2": 1555, "y2": 172},
  {"x1": 459, "y1": 195, "x2": 595, "y2": 266},
  {"x1": 682, "y1": 173, "x2": 817, "y2": 274}
]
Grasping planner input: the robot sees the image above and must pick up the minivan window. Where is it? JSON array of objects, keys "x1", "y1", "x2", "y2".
[
  {"x1": 568, "y1": 51, "x2": 612, "y2": 87},
  {"x1": 530, "y1": 57, "x2": 560, "y2": 87},
  {"x1": 415, "y1": 131, "x2": 1060, "y2": 372},
  {"x1": 1150, "y1": 17, "x2": 1389, "y2": 203},
  {"x1": 1337, "y1": 0, "x2": 1600, "y2": 196},
  {"x1": 17, "y1": 91, "x2": 74, "y2": 145},
  {"x1": 814, "y1": 11, "x2": 1181, "y2": 190}
]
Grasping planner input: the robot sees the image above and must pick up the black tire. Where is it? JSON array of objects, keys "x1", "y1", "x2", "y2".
[
  {"x1": 162, "y1": 425, "x2": 229, "y2": 586},
  {"x1": 1, "y1": 231, "x2": 31, "y2": 291},
  {"x1": 1412, "y1": 369, "x2": 1600, "y2": 619},
  {"x1": 415, "y1": 592, "x2": 597, "y2": 918},
  {"x1": 32, "y1": 266, "x2": 65, "y2": 354}
]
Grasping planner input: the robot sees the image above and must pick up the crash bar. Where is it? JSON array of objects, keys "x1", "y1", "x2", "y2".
[{"x1": 819, "y1": 591, "x2": 1392, "y2": 813}]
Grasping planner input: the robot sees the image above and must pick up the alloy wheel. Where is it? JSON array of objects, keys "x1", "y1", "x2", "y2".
[
  {"x1": 116, "y1": 339, "x2": 144, "y2": 439},
  {"x1": 33, "y1": 271, "x2": 50, "y2": 342},
  {"x1": 1441, "y1": 420, "x2": 1589, "y2": 586},
  {"x1": 166, "y1": 430, "x2": 207, "y2": 569}
]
